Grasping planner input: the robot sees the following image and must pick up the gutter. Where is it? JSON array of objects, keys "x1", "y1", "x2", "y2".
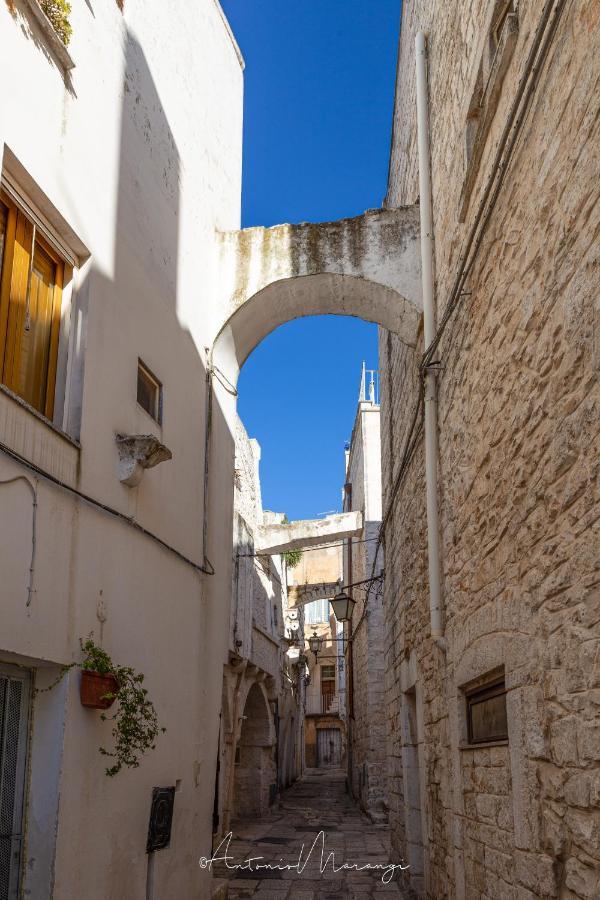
[{"x1": 415, "y1": 32, "x2": 447, "y2": 652}]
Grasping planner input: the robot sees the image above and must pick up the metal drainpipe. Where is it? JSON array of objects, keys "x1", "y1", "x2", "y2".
[
  {"x1": 415, "y1": 32, "x2": 447, "y2": 652},
  {"x1": 344, "y1": 482, "x2": 354, "y2": 794}
]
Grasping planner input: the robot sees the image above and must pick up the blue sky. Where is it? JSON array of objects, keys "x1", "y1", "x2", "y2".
[{"x1": 221, "y1": 0, "x2": 401, "y2": 519}]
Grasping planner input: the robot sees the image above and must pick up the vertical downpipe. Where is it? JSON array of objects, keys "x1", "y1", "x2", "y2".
[
  {"x1": 415, "y1": 32, "x2": 446, "y2": 650},
  {"x1": 145, "y1": 852, "x2": 155, "y2": 900},
  {"x1": 344, "y1": 482, "x2": 354, "y2": 795}
]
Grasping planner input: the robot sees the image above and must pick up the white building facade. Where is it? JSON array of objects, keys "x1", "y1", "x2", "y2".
[
  {"x1": 342, "y1": 367, "x2": 387, "y2": 820},
  {"x1": 0, "y1": 2, "x2": 243, "y2": 897}
]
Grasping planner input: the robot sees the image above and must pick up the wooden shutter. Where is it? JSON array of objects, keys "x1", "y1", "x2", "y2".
[
  {"x1": 0, "y1": 202, "x2": 7, "y2": 271},
  {"x1": 0, "y1": 193, "x2": 63, "y2": 418}
]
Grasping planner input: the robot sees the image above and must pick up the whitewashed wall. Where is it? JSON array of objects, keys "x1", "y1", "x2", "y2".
[{"x1": 0, "y1": 1, "x2": 243, "y2": 897}]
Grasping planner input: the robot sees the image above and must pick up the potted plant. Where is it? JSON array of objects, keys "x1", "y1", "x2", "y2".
[
  {"x1": 79, "y1": 640, "x2": 120, "y2": 709},
  {"x1": 38, "y1": 636, "x2": 165, "y2": 777}
]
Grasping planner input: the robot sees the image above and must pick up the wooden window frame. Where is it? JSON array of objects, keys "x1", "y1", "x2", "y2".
[
  {"x1": 466, "y1": 677, "x2": 508, "y2": 745},
  {"x1": 136, "y1": 358, "x2": 163, "y2": 425},
  {"x1": 0, "y1": 191, "x2": 64, "y2": 420}
]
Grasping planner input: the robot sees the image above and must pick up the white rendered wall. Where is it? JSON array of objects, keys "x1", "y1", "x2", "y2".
[{"x1": 0, "y1": 1, "x2": 243, "y2": 897}]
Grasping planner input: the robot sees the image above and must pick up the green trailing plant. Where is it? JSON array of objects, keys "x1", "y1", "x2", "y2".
[
  {"x1": 283, "y1": 548, "x2": 302, "y2": 569},
  {"x1": 39, "y1": 0, "x2": 72, "y2": 46},
  {"x1": 38, "y1": 636, "x2": 165, "y2": 777},
  {"x1": 281, "y1": 515, "x2": 302, "y2": 569}
]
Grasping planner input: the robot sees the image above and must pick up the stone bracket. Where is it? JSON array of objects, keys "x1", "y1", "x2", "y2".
[{"x1": 116, "y1": 433, "x2": 172, "y2": 487}]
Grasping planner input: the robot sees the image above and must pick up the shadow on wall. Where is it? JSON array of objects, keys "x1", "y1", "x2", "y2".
[{"x1": 17, "y1": 25, "x2": 235, "y2": 900}]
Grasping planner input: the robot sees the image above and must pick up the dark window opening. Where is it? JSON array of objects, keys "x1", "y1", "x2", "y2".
[
  {"x1": 466, "y1": 678, "x2": 508, "y2": 744},
  {"x1": 137, "y1": 359, "x2": 162, "y2": 424}
]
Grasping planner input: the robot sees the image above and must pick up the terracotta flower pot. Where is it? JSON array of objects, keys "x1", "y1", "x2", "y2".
[{"x1": 80, "y1": 669, "x2": 120, "y2": 709}]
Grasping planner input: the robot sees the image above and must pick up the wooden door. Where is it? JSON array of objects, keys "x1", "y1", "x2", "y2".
[{"x1": 317, "y1": 728, "x2": 341, "y2": 767}]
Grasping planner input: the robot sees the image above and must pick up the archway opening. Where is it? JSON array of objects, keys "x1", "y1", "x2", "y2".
[
  {"x1": 233, "y1": 683, "x2": 276, "y2": 820},
  {"x1": 213, "y1": 258, "x2": 423, "y2": 841}
]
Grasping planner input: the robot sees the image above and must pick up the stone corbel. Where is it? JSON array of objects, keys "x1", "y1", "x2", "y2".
[{"x1": 116, "y1": 433, "x2": 172, "y2": 487}]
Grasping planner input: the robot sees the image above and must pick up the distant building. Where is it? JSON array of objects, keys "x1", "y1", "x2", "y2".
[
  {"x1": 343, "y1": 365, "x2": 387, "y2": 821},
  {"x1": 288, "y1": 544, "x2": 348, "y2": 769}
]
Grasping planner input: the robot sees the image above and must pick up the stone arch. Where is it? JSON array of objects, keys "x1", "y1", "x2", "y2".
[
  {"x1": 212, "y1": 205, "x2": 423, "y2": 390},
  {"x1": 233, "y1": 681, "x2": 277, "y2": 819}
]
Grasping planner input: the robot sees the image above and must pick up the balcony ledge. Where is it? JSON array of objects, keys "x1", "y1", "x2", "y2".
[{"x1": 22, "y1": 0, "x2": 76, "y2": 71}]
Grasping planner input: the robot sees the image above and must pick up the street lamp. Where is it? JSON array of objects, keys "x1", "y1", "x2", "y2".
[
  {"x1": 308, "y1": 630, "x2": 322, "y2": 658},
  {"x1": 330, "y1": 591, "x2": 356, "y2": 623}
]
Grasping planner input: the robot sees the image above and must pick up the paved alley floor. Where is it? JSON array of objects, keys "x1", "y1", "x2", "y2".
[{"x1": 213, "y1": 769, "x2": 410, "y2": 899}]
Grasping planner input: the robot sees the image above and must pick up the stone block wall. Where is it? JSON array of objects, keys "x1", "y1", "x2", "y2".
[
  {"x1": 380, "y1": 0, "x2": 600, "y2": 897},
  {"x1": 461, "y1": 746, "x2": 515, "y2": 898}
]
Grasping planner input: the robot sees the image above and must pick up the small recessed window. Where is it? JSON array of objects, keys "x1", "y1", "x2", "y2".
[
  {"x1": 467, "y1": 678, "x2": 508, "y2": 744},
  {"x1": 137, "y1": 360, "x2": 162, "y2": 424},
  {"x1": 321, "y1": 665, "x2": 335, "y2": 681}
]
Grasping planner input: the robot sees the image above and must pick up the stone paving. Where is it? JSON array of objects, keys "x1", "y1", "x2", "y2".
[{"x1": 215, "y1": 769, "x2": 410, "y2": 899}]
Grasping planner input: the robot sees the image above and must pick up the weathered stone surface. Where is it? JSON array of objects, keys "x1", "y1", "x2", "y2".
[
  {"x1": 256, "y1": 512, "x2": 363, "y2": 555},
  {"x1": 380, "y1": 0, "x2": 600, "y2": 897},
  {"x1": 214, "y1": 207, "x2": 423, "y2": 376}
]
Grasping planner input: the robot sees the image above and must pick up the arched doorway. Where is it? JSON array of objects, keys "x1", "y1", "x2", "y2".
[{"x1": 233, "y1": 682, "x2": 276, "y2": 820}]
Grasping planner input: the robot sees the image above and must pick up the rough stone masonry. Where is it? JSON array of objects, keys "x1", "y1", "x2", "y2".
[{"x1": 379, "y1": 0, "x2": 600, "y2": 898}]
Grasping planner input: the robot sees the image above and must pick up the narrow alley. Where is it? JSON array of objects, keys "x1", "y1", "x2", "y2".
[
  {"x1": 1, "y1": 1, "x2": 598, "y2": 898},
  {"x1": 214, "y1": 770, "x2": 409, "y2": 899}
]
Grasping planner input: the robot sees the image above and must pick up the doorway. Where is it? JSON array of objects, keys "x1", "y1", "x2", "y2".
[
  {"x1": 233, "y1": 683, "x2": 276, "y2": 819},
  {"x1": 0, "y1": 664, "x2": 31, "y2": 900},
  {"x1": 401, "y1": 686, "x2": 426, "y2": 895},
  {"x1": 317, "y1": 727, "x2": 341, "y2": 767}
]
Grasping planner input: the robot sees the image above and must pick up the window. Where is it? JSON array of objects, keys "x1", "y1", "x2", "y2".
[
  {"x1": 466, "y1": 678, "x2": 508, "y2": 744},
  {"x1": 305, "y1": 598, "x2": 330, "y2": 625},
  {"x1": 137, "y1": 359, "x2": 162, "y2": 424},
  {"x1": 459, "y1": 0, "x2": 518, "y2": 221},
  {"x1": 320, "y1": 665, "x2": 336, "y2": 714},
  {"x1": 0, "y1": 191, "x2": 64, "y2": 418}
]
